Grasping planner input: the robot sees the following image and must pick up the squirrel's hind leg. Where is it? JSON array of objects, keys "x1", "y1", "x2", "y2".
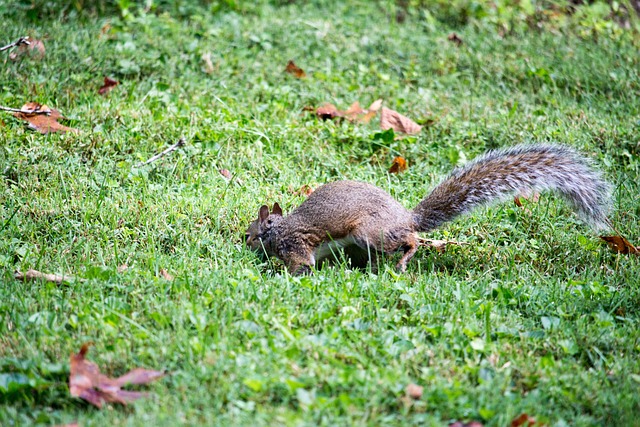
[{"x1": 395, "y1": 236, "x2": 419, "y2": 272}]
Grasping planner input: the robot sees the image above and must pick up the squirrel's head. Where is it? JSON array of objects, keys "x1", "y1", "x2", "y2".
[{"x1": 245, "y1": 203, "x2": 284, "y2": 257}]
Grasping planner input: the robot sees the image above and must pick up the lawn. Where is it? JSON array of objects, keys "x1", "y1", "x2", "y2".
[{"x1": 1, "y1": 1, "x2": 639, "y2": 425}]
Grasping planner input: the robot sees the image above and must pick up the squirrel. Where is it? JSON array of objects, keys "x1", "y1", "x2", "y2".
[{"x1": 245, "y1": 144, "x2": 612, "y2": 275}]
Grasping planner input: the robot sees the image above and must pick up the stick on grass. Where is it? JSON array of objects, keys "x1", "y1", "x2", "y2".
[
  {"x1": 0, "y1": 36, "x2": 30, "y2": 52},
  {"x1": 135, "y1": 138, "x2": 186, "y2": 167},
  {"x1": 0, "y1": 105, "x2": 52, "y2": 115},
  {"x1": 15, "y1": 269, "x2": 79, "y2": 285}
]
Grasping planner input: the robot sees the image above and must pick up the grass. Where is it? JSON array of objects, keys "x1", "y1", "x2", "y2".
[{"x1": 1, "y1": 1, "x2": 639, "y2": 425}]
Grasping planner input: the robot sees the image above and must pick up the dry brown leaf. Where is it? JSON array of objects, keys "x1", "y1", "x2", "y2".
[
  {"x1": 10, "y1": 38, "x2": 45, "y2": 60},
  {"x1": 100, "y1": 22, "x2": 112, "y2": 37},
  {"x1": 290, "y1": 184, "x2": 314, "y2": 197},
  {"x1": 13, "y1": 102, "x2": 78, "y2": 134},
  {"x1": 98, "y1": 76, "x2": 119, "y2": 95},
  {"x1": 405, "y1": 383, "x2": 423, "y2": 400},
  {"x1": 14, "y1": 269, "x2": 76, "y2": 285},
  {"x1": 388, "y1": 156, "x2": 408, "y2": 174},
  {"x1": 159, "y1": 268, "x2": 174, "y2": 280},
  {"x1": 380, "y1": 107, "x2": 422, "y2": 135},
  {"x1": 449, "y1": 422, "x2": 484, "y2": 427},
  {"x1": 219, "y1": 169, "x2": 232, "y2": 180},
  {"x1": 357, "y1": 98, "x2": 383, "y2": 123},
  {"x1": 69, "y1": 343, "x2": 166, "y2": 408},
  {"x1": 344, "y1": 101, "x2": 365, "y2": 121},
  {"x1": 285, "y1": 60, "x2": 306, "y2": 78},
  {"x1": 600, "y1": 235, "x2": 639, "y2": 255},
  {"x1": 316, "y1": 103, "x2": 342, "y2": 120},
  {"x1": 368, "y1": 99, "x2": 383, "y2": 113},
  {"x1": 202, "y1": 52, "x2": 215, "y2": 74},
  {"x1": 448, "y1": 32, "x2": 464, "y2": 46},
  {"x1": 511, "y1": 413, "x2": 539, "y2": 427},
  {"x1": 514, "y1": 191, "x2": 540, "y2": 208}
]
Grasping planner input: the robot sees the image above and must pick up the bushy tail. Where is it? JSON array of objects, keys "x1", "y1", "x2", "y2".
[{"x1": 413, "y1": 144, "x2": 612, "y2": 232}]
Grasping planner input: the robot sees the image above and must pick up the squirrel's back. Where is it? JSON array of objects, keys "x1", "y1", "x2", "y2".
[{"x1": 413, "y1": 144, "x2": 611, "y2": 232}]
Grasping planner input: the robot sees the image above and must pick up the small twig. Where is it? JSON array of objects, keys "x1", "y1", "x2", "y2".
[
  {"x1": 417, "y1": 237, "x2": 467, "y2": 253},
  {"x1": 15, "y1": 269, "x2": 79, "y2": 285},
  {"x1": 135, "y1": 138, "x2": 186, "y2": 167},
  {"x1": 0, "y1": 105, "x2": 51, "y2": 115},
  {"x1": 0, "y1": 36, "x2": 30, "y2": 52}
]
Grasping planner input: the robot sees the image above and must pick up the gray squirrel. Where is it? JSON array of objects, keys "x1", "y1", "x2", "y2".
[{"x1": 245, "y1": 144, "x2": 611, "y2": 275}]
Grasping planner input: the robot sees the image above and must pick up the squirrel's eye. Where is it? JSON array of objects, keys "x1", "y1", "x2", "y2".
[{"x1": 267, "y1": 219, "x2": 272, "y2": 225}]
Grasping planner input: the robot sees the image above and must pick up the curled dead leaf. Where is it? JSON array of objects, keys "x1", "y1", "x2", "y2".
[
  {"x1": 316, "y1": 103, "x2": 342, "y2": 120},
  {"x1": 10, "y1": 38, "x2": 45, "y2": 60},
  {"x1": 600, "y1": 235, "x2": 639, "y2": 255},
  {"x1": 380, "y1": 107, "x2": 422, "y2": 135},
  {"x1": 13, "y1": 102, "x2": 78, "y2": 134},
  {"x1": 514, "y1": 191, "x2": 540, "y2": 207},
  {"x1": 448, "y1": 32, "x2": 464, "y2": 46},
  {"x1": 285, "y1": 60, "x2": 306, "y2": 78},
  {"x1": 357, "y1": 98, "x2": 384, "y2": 123},
  {"x1": 368, "y1": 99, "x2": 383, "y2": 113},
  {"x1": 405, "y1": 383, "x2": 423, "y2": 400},
  {"x1": 344, "y1": 101, "x2": 365, "y2": 121},
  {"x1": 98, "y1": 77, "x2": 119, "y2": 95},
  {"x1": 389, "y1": 156, "x2": 408, "y2": 174},
  {"x1": 69, "y1": 342, "x2": 166, "y2": 408},
  {"x1": 511, "y1": 413, "x2": 538, "y2": 427},
  {"x1": 159, "y1": 268, "x2": 174, "y2": 280},
  {"x1": 202, "y1": 52, "x2": 215, "y2": 74},
  {"x1": 219, "y1": 169, "x2": 232, "y2": 180},
  {"x1": 290, "y1": 184, "x2": 314, "y2": 197}
]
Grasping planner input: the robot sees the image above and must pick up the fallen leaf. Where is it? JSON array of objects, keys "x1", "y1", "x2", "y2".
[
  {"x1": 159, "y1": 268, "x2": 174, "y2": 280},
  {"x1": 511, "y1": 413, "x2": 538, "y2": 427},
  {"x1": 69, "y1": 343, "x2": 166, "y2": 408},
  {"x1": 14, "y1": 269, "x2": 77, "y2": 285},
  {"x1": 388, "y1": 156, "x2": 408, "y2": 174},
  {"x1": 380, "y1": 107, "x2": 422, "y2": 135},
  {"x1": 219, "y1": 169, "x2": 232, "y2": 180},
  {"x1": 13, "y1": 102, "x2": 78, "y2": 134},
  {"x1": 356, "y1": 99, "x2": 383, "y2": 124},
  {"x1": 290, "y1": 184, "x2": 314, "y2": 197},
  {"x1": 405, "y1": 383, "x2": 423, "y2": 400},
  {"x1": 100, "y1": 22, "x2": 112, "y2": 37},
  {"x1": 98, "y1": 76, "x2": 119, "y2": 95},
  {"x1": 368, "y1": 99, "x2": 383, "y2": 112},
  {"x1": 285, "y1": 60, "x2": 306, "y2": 78},
  {"x1": 202, "y1": 52, "x2": 215, "y2": 74},
  {"x1": 600, "y1": 235, "x2": 639, "y2": 255},
  {"x1": 514, "y1": 191, "x2": 539, "y2": 208},
  {"x1": 448, "y1": 32, "x2": 464, "y2": 46},
  {"x1": 316, "y1": 103, "x2": 342, "y2": 120},
  {"x1": 344, "y1": 101, "x2": 365, "y2": 121},
  {"x1": 10, "y1": 38, "x2": 45, "y2": 60}
]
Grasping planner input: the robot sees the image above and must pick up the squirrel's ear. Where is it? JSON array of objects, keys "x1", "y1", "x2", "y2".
[
  {"x1": 258, "y1": 205, "x2": 270, "y2": 222},
  {"x1": 272, "y1": 202, "x2": 283, "y2": 216}
]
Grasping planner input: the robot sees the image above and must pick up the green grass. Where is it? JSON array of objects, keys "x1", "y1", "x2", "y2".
[{"x1": 1, "y1": 1, "x2": 640, "y2": 425}]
